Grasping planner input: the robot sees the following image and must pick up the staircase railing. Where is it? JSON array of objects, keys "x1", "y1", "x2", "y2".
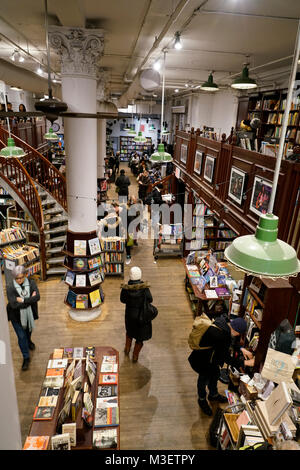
[
  {"x1": 0, "y1": 126, "x2": 67, "y2": 212},
  {"x1": 0, "y1": 149, "x2": 46, "y2": 280}
]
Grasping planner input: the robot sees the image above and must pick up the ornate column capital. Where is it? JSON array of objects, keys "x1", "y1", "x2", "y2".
[
  {"x1": 97, "y1": 68, "x2": 110, "y2": 101},
  {"x1": 49, "y1": 26, "x2": 105, "y2": 79}
]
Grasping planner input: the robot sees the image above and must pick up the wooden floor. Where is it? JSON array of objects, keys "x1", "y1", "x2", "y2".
[{"x1": 6, "y1": 164, "x2": 228, "y2": 450}]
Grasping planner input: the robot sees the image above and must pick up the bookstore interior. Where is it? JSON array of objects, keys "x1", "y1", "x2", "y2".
[{"x1": 1, "y1": 0, "x2": 300, "y2": 454}]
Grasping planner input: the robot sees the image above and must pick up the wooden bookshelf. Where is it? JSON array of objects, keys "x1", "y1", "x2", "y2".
[{"x1": 119, "y1": 135, "x2": 152, "y2": 162}]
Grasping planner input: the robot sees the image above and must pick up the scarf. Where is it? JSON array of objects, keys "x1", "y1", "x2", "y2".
[{"x1": 13, "y1": 278, "x2": 35, "y2": 332}]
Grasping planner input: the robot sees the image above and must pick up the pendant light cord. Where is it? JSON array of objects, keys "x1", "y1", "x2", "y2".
[
  {"x1": 44, "y1": 0, "x2": 52, "y2": 99},
  {"x1": 160, "y1": 50, "x2": 167, "y2": 137},
  {"x1": 268, "y1": 19, "x2": 300, "y2": 214}
]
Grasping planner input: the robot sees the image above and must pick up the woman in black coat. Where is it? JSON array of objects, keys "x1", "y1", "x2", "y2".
[
  {"x1": 6, "y1": 265, "x2": 40, "y2": 371},
  {"x1": 120, "y1": 266, "x2": 154, "y2": 362}
]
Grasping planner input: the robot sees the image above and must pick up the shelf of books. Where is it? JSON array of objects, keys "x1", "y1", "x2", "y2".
[
  {"x1": 23, "y1": 346, "x2": 120, "y2": 450},
  {"x1": 119, "y1": 135, "x2": 152, "y2": 162},
  {"x1": 63, "y1": 230, "x2": 105, "y2": 311},
  {"x1": 0, "y1": 227, "x2": 40, "y2": 284},
  {"x1": 153, "y1": 223, "x2": 184, "y2": 259},
  {"x1": 100, "y1": 237, "x2": 125, "y2": 278},
  {"x1": 185, "y1": 199, "x2": 237, "y2": 262}
]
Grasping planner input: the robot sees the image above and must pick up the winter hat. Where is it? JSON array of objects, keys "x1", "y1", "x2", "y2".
[
  {"x1": 129, "y1": 267, "x2": 142, "y2": 281},
  {"x1": 230, "y1": 317, "x2": 247, "y2": 335}
]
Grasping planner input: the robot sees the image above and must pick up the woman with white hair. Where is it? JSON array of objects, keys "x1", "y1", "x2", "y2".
[
  {"x1": 120, "y1": 266, "x2": 156, "y2": 362},
  {"x1": 6, "y1": 265, "x2": 40, "y2": 371}
]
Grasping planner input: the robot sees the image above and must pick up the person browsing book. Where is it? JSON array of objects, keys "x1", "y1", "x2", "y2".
[
  {"x1": 6, "y1": 265, "x2": 40, "y2": 371},
  {"x1": 188, "y1": 315, "x2": 247, "y2": 416}
]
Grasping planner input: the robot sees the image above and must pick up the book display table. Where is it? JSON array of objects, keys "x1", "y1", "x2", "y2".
[{"x1": 26, "y1": 346, "x2": 120, "y2": 450}]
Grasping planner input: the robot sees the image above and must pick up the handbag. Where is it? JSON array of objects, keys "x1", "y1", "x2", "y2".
[
  {"x1": 127, "y1": 234, "x2": 134, "y2": 247},
  {"x1": 138, "y1": 291, "x2": 158, "y2": 324},
  {"x1": 115, "y1": 186, "x2": 120, "y2": 193}
]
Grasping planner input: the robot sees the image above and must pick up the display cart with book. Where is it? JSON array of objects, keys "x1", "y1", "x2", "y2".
[
  {"x1": 153, "y1": 223, "x2": 184, "y2": 260},
  {"x1": 24, "y1": 346, "x2": 120, "y2": 450},
  {"x1": 63, "y1": 230, "x2": 105, "y2": 311}
]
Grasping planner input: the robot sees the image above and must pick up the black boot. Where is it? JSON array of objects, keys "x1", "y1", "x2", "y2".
[
  {"x1": 22, "y1": 358, "x2": 30, "y2": 371},
  {"x1": 198, "y1": 398, "x2": 212, "y2": 416}
]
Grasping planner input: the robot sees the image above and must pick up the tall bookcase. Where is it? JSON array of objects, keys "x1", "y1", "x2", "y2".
[
  {"x1": 63, "y1": 230, "x2": 105, "y2": 311},
  {"x1": 119, "y1": 136, "x2": 152, "y2": 161},
  {"x1": 100, "y1": 237, "x2": 125, "y2": 278},
  {"x1": 185, "y1": 198, "x2": 236, "y2": 261},
  {"x1": 239, "y1": 275, "x2": 297, "y2": 372},
  {"x1": 236, "y1": 88, "x2": 300, "y2": 156}
]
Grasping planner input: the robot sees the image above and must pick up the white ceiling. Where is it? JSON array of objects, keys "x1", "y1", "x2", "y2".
[{"x1": 0, "y1": 0, "x2": 299, "y2": 104}]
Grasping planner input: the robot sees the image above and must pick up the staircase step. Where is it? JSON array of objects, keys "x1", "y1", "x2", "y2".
[
  {"x1": 46, "y1": 267, "x2": 67, "y2": 276},
  {"x1": 44, "y1": 207, "x2": 64, "y2": 216},
  {"x1": 45, "y1": 225, "x2": 68, "y2": 235},
  {"x1": 47, "y1": 246, "x2": 64, "y2": 255},
  {"x1": 44, "y1": 215, "x2": 68, "y2": 225},
  {"x1": 47, "y1": 257, "x2": 65, "y2": 265},
  {"x1": 41, "y1": 198, "x2": 56, "y2": 206},
  {"x1": 45, "y1": 235, "x2": 66, "y2": 245}
]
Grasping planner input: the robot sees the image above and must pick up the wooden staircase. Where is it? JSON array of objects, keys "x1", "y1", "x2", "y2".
[{"x1": 0, "y1": 126, "x2": 68, "y2": 279}]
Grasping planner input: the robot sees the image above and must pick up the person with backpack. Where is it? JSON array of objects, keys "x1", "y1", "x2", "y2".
[{"x1": 188, "y1": 314, "x2": 247, "y2": 416}]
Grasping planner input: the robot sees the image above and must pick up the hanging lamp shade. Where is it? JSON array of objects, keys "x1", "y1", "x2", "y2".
[
  {"x1": 127, "y1": 126, "x2": 136, "y2": 135},
  {"x1": 162, "y1": 128, "x2": 170, "y2": 135},
  {"x1": 0, "y1": 138, "x2": 26, "y2": 158},
  {"x1": 134, "y1": 131, "x2": 147, "y2": 143},
  {"x1": 231, "y1": 65, "x2": 257, "y2": 90},
  {"x1": 224, "y1": 213, "x2": 300, "y2": 278},
  {"x1": 44, "y1": 127, "x2": 59, "y2": 142},
  {"x1": 201, "y1": 73, "x2": 219, "y2": 92},
  {"x1": 150, "y1": 143, "x2": 173, "y2": 163}
]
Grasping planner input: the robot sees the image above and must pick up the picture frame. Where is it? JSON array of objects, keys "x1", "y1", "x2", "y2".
[
  {"x1": 180, "y1": 144, "x2": 188, "y2": 164},
  {"x1": 203, "y1": 155, "x2": 215, "y2": 183},
  {"x1": 228, "y1": 167, "x2": 246, "y2": 205},
  {"x1": 194, "y1": 150, "x2": 204, "y2": 175},
  {"x1": 250, "y1": 177, "x2": 273, "y2": 217}
]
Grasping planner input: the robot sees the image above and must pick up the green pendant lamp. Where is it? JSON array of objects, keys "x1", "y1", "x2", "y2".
[
  {"x1": 201, "y1": 73, "x2": 219, "y2": 92},
  {"x1": 225, "y1": 22, "x2": 300, "y2": 278},
  {"x1": 0, "y1": 137, "x2": 26, "y2": 158},
  {"x1": 225, "y1": 214, "x2": 300, "y2": 278},
  {"x1": 231, "y1": 65, "x2": 257, "y2": 90},
  {"x1": 44, "y1": 127, "x2": 59, "y2": 142},
  {"x1": 134, "y1": 131, "x2": 147, "y2": 143},
  {"x1": 150, "y1": 143, "x2": 173, "y2": 163}
]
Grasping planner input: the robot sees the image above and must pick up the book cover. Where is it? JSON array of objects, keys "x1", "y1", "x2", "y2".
[
  {"x1": 215, "y1": 287, "x2": 230, "y2": 297},
  {"x1": 47, "y1": 358, "x2": 68, "y2": 369},
  {"x1": 86, "y1": 346, "x2": 96, "y2": 360},
  {"x1": 93, "y1": 428, "x2": 118, "y2": 449},
  {"x1": 97, "y1": 385, "x2": 118, "y2": 398},
  {"x1": 88, "y1": 237, "x2": 101, "y2": 255},
  {"x1": 102, "y1": 355, "x2": 117, "y2": 364},
  {"x1": 51, "y1": 433, "x2": 71, "y2": 450},
  {"x1": 23, "y1": 436, "x2": 50, "y2": 450},
  {"x1": 53, "y1": 348, "x2": 64, "y2": 359},
  {"x1": 76, "y1": 274, "x2": 86, "y2": 287},
  {"x1": 40, "y1": 387, "x2": 60, "y2": 397},
  {"x1": 96, "y1": 397, "x2": 118, "y2": 407},
  {"x1": 38, "y1": 395, "x2": 58, "y2": 408},
  {"x1": 46, "y1": 368, "x2": 64, "y2": 377},
  {"x1": 265, "y1": 382, "x2": 292, "y2": 425},
  {"x1": 99, "y1": 373, "x2": 118, "y2": 385},
  {"x1": 74, "y1": 240, "x2": 86, "y2": 256},
  {"x1": 71, "y1": 390, "x2": 81, "y2": 421},
  {"x1": 66, "y1": 290, "x2": 77, "y2": 308},
  {"x1": 42, "y1": 376, "x2": 64, "y2": 388},
  {"x1": 64, "y1": 348, "x2": 73, "y2": 359},
  {"x1": 73, "y1": 347, "x2": 84, "y2": 359},
  {"x1": 90, "y1": 289, "x2": 101, "y2": 307},
  {"x1": 33, "y1": 406, "x2": 55, "y2": 421},
  {"x1": 204, "y1": 290, "x2": 218, "y2": 299},
  {"x1": 62, "y1": 423, "x2": 76, "y2": 447},
  {"x1": 88, "y1": 255, "x2": 102, "y2": 269},
  {"x1": 65, "y1": 270, "x2": 75, "y2": 286},
  {"x1": 76, "y1": 294, "x2": 88, "y2": 309},
  {"x1": 89, "y1": 269, "x2": 102, "y2": 286},
  {"x1": 100, "y1": 363, "x2": 118, "y2": 373},
  {"x1": 73, "y1": 257, "x2": 88, "y2": 271},
  {"x1": 94, "y1": 406, "x2": 119, "y2": 427}
]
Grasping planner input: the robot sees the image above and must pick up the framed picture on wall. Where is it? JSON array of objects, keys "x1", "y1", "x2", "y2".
[
  {"x1": 228, "y1": 167, "x2": 246, "y2": 205},
  {"x1": 250, "y1": 177, "x2": 273, "y2": 217},
  {"x1": 203, "y1": 155, "x2": 215, "y2": 183},
  {"x1": 180, "y1": 144, "x2": 188, "y2": 164},
  {"x1": 194, "y1": 151, "x2": 204, "y2": 175}
]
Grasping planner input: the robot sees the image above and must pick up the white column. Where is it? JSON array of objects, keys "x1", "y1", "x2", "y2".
[
  {"x1": 50, "y1": 27, "x2": 104, "y2": 321},
  {"x1": 0, "y1": 273, "x2": 22, "y2": 450},
  {"x1": 97, "y1": 118, "x2": 106, "y2": 179}
]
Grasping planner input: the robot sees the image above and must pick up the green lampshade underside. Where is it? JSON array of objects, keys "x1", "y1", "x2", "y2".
[
  {"x1": 134, "y1": 131, "x2": 147, "y2": 143},
  {"x1": 162, "y1": 129, "x2": 170, "y2": 135},
  {"x1": 201, "y1": 73, "x2": 219, "y2": 91},
  {"x1": 150, "y1": 143, "x2": 173, "y2": 163},
  {"x1": 0, "y1": 138, "x2": 26, "y2": 158},
  {"x1": 44, "y1": 128, "x2": 59, "y2": 141},
  {"x1": 224, "y1": 213, "x2": 300, "y2": 277},
  {"x1": 127, "y1": 128, "x2": 136, "y2": 135},
  {"x1": 231, "y1": 66, "x2": 257, "y2": 90}
]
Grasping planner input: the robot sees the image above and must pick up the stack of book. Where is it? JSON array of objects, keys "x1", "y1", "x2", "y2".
[
  {"x1": 93, "y1": 355, "x2": 119, "y2": 449},
  {"x1": 0, "y1": 227, "x2": 26, "y2": 244},
  {"x1": 0, "y1": 243, "x2": 39, "y2": 264}
]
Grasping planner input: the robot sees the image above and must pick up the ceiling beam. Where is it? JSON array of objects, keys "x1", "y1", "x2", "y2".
[
  {"x1": 51, "y1": 0, "x2": 85, "y2": 28},
  {"x1": 201, "y1": 10, "x2": 300, "y2": 21}
]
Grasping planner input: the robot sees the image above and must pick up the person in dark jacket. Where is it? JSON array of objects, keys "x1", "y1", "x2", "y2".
[
  {"x1": 188, "y1": 315, "x2": 247, "y2": 416},
  {"x1": 115, "y1": 169, "x2": 131, "y2": 201},
  {"x1": 120, "y1": 267, "x2": 154, "y2": 362},
  {"x1": 6, "y1": 265, "x2": 40, "y2": 371}
]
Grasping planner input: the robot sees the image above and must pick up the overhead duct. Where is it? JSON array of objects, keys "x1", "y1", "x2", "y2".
[{"x1": 0, "y1": 59, "x2": 61, "y2": 98}]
